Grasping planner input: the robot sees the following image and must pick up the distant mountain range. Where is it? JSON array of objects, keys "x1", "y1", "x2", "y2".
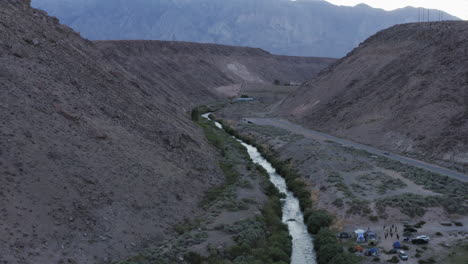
[{"x1": 32, "y1": 0, "x2": 458, "y2": 57}]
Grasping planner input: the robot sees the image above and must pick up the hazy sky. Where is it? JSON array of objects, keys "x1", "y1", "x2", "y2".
[{"x1": 322, "y1": 0, "x2": 468, "y2": 20}]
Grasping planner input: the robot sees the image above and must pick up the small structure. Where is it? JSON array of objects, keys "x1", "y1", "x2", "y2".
[
  {"x1": 285, "y1": 81, "x2": 302, "y2": 86},
  {"x1": 366, "y1": 231, "x2": 378, "y2": 241},
  {"x1": 355, "y1": 229, "x2": 366, "y2": 243},
  {"x1": 233, "y1": 97, "x2": 254, "y2": 102},
  {"x1": 393, "y1": 241, "x2": 402, "y2": 248}
]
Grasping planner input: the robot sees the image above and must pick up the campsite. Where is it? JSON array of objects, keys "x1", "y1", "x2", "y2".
[{"x1": 337, "y1": 221, "x2": 468, "y2": 263}]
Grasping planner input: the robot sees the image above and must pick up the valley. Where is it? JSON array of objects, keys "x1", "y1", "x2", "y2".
[
  {"x1": 1, "y1": 1, "x2": 467, "y2": 264},
  {"x1": 210, "y1": 82, "x2": 468, "y2": 264}
]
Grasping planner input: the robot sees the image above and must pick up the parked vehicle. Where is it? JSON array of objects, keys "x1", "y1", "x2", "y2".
[
  {"x1": 338, "y1": 232, "x2": 350, "y2": 239},
  {"x1": 399, "y1": 250, "x2": 408, "y2": 260},
  {"x1": 411, "y1": 238, "x2": 429, "y2": 244},
  {"x1": 415, "y1": 235, "x2": 430, "y2": 241}
]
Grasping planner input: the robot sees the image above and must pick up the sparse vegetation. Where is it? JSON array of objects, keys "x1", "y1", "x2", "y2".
[
  {"x1": 376, "y1": 192, "x2": 467, "y2": 217},
  {"x1": 376, "y1": 156, "x2": 468, "y2": 201},
  {"x1": 185, "y1": 181, "x2": 293, "y2": 264},
  {"x1": 210, "y1": 117, "x2": 363, "y2": 264}
]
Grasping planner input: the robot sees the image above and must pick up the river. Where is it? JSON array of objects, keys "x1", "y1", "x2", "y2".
[{"x1": 202, "y1": 113, "x2": 316, "y2": 264}]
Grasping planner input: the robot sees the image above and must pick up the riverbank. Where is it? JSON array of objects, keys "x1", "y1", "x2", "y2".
[{"x1": 118, "y1": 109, "x2": 292, "y2": 263}]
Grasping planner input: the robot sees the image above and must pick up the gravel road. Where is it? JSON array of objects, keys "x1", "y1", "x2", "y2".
[{"x1": 245, "y1": 117, "x2": 468, "y2": 183}]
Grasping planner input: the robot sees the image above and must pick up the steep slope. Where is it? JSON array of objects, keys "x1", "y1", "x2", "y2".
[
  {"x1": 95, "y1": 40, "x2": 335, "y2": 102},
  {"x1": 279, "y1": 21, "x2": 468, "y2": 170},
  {"x1": 31, "y1": 0, "x2": 459, "y2": 57},
  {"x1": 0, "y1": 1, "x2": 215, "y2": 264},
  {"x1": 0, "y1": 1, "x2": 332, "y2": 264}
]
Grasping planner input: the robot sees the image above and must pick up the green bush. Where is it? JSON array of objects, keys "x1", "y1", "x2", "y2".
[
  {"x1": 304, "y1": 209, "x2": 334, "y2": 234},
  {"x1": 314, "y1": 228, "x2": 359, "y2": 264},
  {"x1": 184, "y1": 252, "x2": 204, "y2": 264},
  {"x1": 191, "y1": 108, "x2": 200, "y2": 121}
]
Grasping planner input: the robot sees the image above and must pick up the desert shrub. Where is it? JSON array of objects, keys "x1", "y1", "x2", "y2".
[
  {"x1": 376, "y1": 193, "x2": 440, "y2": 217},
  {"x1": 332, "y1": 198, "x2": 344, "y2": 208},
  {"x1": 273, "y1": 79, "x2": 281, "y2": 85},
  {"x1": 199, "y1": 162, "x2": 239, "y2": 207},
  {"x1": 240, "y1": 94, "x2": 249, "y2": 98},
  {"x1": 387, "y1": 256, "x2": 400, "y2": 263},
  {"x1": 346, "y1": 198, "x2": 372, "y2": 215},
  {"x1": 369, "y1": 215, "x2": 379, "y2": 222},
  {"x1": 376, "y1": 156, "x2": 468, "y2": 202},
  {"x1": 453, "y1": 221, "x2": 463, "y2": 226},
  {"x1": 174, "y1": 218, "x2": 201, "y2": 235},
  {"x1": 414, "y1": 221, "x2": 426, "y2": 228},
  {"x1": 418, "y1": 257, "x2": 436, "y2": 264},
  {"x1": 185, "y1": 252, "x2": 204, "y2": 264}
]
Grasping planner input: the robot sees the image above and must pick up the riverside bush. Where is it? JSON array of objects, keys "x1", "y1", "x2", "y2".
[
  {"x1": 211, "y1": 116, "x2": 359, "y2": 263},
  {"x1": 315, "y1": 228, "x2": 360, "y2": 264}
]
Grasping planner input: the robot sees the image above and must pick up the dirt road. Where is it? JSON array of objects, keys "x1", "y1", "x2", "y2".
[{"x1": 244, "y1": 117, "x2": 468, "y2": 183}]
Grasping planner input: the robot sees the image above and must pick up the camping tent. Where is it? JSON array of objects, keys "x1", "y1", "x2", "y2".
[
  {"x1": 354, "y1": 229, "x2": 365, "y2": 234},
  {"x1": 393, "y1": 241, "x2": 402, "y2": 248},
  {"x1": 365, "y1": 248, "x2": 379, "y2": 256},
  {"x1": 356, "y1": 232, "x2": 366, "y2": 243}
]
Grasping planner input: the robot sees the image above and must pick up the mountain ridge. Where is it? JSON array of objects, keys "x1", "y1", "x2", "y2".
[{"x1": 32, "y1": 0, "x2": 459, "y2": 57}]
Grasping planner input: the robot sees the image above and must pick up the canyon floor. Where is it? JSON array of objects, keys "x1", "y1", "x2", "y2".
[{"x1": 213, "y1": 84, "x2": 468, "y2": 264}]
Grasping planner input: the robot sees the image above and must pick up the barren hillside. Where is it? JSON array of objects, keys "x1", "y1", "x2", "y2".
[
  {"x1": 96, "y1": 40, "x2": 334, "y2": 102},
  {"x1": 279, "y1": 21, "x2": 468, "y2": 170},
  {"x1": 0, "y1": 1, "x2": 331, "y2": 263}
]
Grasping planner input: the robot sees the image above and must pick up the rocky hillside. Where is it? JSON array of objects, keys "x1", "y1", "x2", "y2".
[
  {"x1": 0, "y1": 1, "x2": 330, "y2": 263},
  {"x1": 32, "y1": 0, "x2": 458, "y2": 57},
  {"x1": 95, "y1": 40, "x2": 334, "y2": 102},
  {"x1": 279, "y1": 21, "x2": 468, "y2": 170}
]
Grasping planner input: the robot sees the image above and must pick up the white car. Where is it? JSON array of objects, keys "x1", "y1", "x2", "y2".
[
  {"x1": 416, "y1": 235, "x2": 430, "y2": 241},
  {"x1": 398, "y1": 250, "x2": 408, "y2": 261}
]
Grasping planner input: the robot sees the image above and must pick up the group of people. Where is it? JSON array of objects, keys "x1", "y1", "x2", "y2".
[{"x1": 383, "y1": 224, "x2": 400, "y2": 240}]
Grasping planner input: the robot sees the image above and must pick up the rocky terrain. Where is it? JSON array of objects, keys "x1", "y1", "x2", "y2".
[
  {"x1": 0, "y1": 1, "x2": 332, "y2": 263},
  {"x1": 31, "y1": 0, "x2": 458, "y2": 57},
  {"x1": 96, "y1": 40, "x2": 334, "y2": 103},
  {"x1": 279, "y1": 21, "x2": 468, "y2": 172}
]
